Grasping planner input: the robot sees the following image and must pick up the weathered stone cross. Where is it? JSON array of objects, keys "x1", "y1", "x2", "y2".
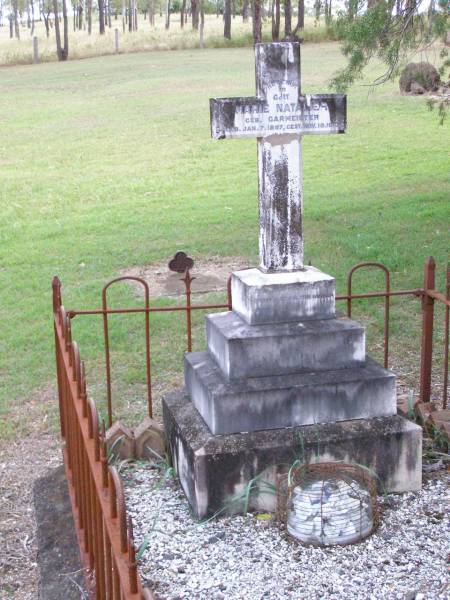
[{"x1": 210, "y1": 42, "x2": 346, "y2": 272}]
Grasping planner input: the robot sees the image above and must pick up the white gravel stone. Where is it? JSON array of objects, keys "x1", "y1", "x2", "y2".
[{"x1": 123, "y1": 467, "x2": 449, "y2": 600}]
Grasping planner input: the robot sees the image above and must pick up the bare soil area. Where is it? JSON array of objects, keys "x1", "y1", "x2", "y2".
[
  {"x1": 120, "y1": 255, "x2": 250, "y2": 298},
  {"x1": 0, "y1": 385, "x2": 84, "y2": 600}
]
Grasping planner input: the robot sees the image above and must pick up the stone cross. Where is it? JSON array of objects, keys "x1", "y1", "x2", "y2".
[{"x1": 210, "y1": 42, "x2": 346, "y2": 272}]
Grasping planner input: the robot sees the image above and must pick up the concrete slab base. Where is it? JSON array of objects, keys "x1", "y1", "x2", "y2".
[
  {"x1": 206, "y1": 311, "x2": 365, "y2": 379},
  {"x1": 231, "y1": 267, "x2": 335, "y2": 325},
  {"x1": 185, "y1": 352, "x2": 396, "y2": 434},
  {"x1": 163, "y1": 389, "x2": 422, "y2": 520}
]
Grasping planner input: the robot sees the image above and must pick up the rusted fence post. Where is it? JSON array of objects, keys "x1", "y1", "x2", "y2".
[
  {"x1": 443, "y1": 264, "x2": 449, "y2": 409},
  {"x1": 52, "y1": 277, "x2": 65, "y2": 437},
  {"x1": 183, "y1": 269, "x2": 194, "y2": 352},
  {"x1": 419, "y1": 256, "x2": 436, "y2": 404}
]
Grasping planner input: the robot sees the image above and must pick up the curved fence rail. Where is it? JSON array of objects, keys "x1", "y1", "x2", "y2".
[{"x1": 53, "y1": 283, "x2": 155, "y2": 599}]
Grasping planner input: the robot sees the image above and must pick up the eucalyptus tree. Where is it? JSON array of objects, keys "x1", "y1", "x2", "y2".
[
  {"x1": 331, "y1": 0, "x2": 449, "y2": 90},
  {"x1": 330, "y1": 0, "x2": 449, "y2": 120},
  {"x1": 224, "y1": 0, "x2": 230, "y2": 37},
  {"x1": 53, "y1": 0, "x2": 69, "y2": 59}
]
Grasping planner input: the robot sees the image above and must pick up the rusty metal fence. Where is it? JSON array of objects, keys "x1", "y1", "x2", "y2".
[
  {"x1": 53, "y1": 254, "x2": 449, "y2": 599},
  {"x1": 53, "y1": 285, "x2": 155, "y2": 599}
]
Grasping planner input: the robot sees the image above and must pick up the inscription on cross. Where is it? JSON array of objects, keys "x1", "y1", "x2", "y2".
[{"x1": 210, "y1": 42, "x2": 346, "y2": 272}]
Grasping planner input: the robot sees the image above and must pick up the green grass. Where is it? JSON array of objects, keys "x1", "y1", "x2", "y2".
[{"x1": 0, "y1": 42, "x2": 448, "y2": 435}]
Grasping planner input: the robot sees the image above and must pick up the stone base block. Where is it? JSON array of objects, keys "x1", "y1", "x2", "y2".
[
  {"x1": 185, "y1": 352, "x2": 396, "y2": 434},
  {"x1": 134, "y1": 417, "x2": 167, "y2": 461},
  {"x1": 206, "y1": 311, "x2": 365, "y2": 379},
  {"x1": 231, "y1": 267, "x2": 335, "y2": 325},
  {"x1": 163, "y1": 389, "x2": 422, "y2": 520},
  {"x1": 105, "y1": 421, "x2": 135, "y2": 460}
]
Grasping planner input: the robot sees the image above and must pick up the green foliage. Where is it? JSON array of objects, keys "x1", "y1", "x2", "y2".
[
  {"x1": 330, "y1": 0, "x2": 450, "y2": 91},
  {"x1": 427, "y1": 46, "x2": 450, "y2": 124}
]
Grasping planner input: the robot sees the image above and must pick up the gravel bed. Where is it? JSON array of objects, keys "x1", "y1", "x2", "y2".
[{"x1": 124, "y1": 466, "x2": 449, "y2": 600}]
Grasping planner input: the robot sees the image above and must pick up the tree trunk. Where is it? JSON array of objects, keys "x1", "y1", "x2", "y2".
[
  {"x1": 271, "y1": 0, "x2": 280, "y2": 40},
  {"x1": 62, "y1": 0, "x2": 69, "y2": 57},
  {"x1": 98, "y1": 0, "x2": 105, "y2": 33},
  {"x1": 9, "y1": 15, "x2": 13, "y2": 39},
  {"x1": 284, "y1": 0, "x2": 292, "y2": 37},
  {"x1": 13, "y1": 0, "x2": 20, "y2": 39},
  {"x1": 54, "y1": 0, "x2": 62, "y2": 56},
  {"x1": 199, "y1": 0, "x2": 204, "y2": 46},
  {"x1": 326, "y1": 0, "x2": 332, "y2": 23},
  {"x1": 43, "y1": 6, "x2": 50, "y2": 36},
  {"x1": 181, "y1": 0, "x2": 186, "y2": 26},
  {"x1": 31, "y1": 0, "x2": 35, "y2": 35},
  {"x1": 165, "y1": 0, "x2": 170, "y2": 28},
  {"x1": 86, "y1": 0, "x2": 91, "y2": 33},
  {"x1": 224, "y1": 0, "x2": 231, "y2": 38},
  {"x1": 191, "y1": 0, "x2": 199, "y2": 29},
  {"x1": 252, "y1": 0, "x2": 261, "y2": 43},
  {"x1": 53, "y1": 0, "x2": 68, "y2": 59},
  {"x1": 297, "y1": 0, "x2": 304, "y2": 30},
  {"x1": 314, "y1": 0, "x2": 321, "y2": 20},
  {"x1": 242, "y1": 0, "x2": 249, "y2": 21}
]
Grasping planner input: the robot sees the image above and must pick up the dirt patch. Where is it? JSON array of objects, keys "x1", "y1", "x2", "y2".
[
  {"x1": 120, "y1": 255, "x2": 250, "y2": 298},
  {"x1": 34, "y1": 466, "x2": 86, "y2": 599},
  {"x1": 0, "y1": 384, "x2": 82, "y2": 599}
]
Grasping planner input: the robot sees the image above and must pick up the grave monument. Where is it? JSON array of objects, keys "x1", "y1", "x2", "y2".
[{"x1": 163, "y1": 42, "x2": 422, "y2": 520}]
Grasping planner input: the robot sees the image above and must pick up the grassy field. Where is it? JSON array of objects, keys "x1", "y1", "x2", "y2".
[
  {"x1": 0, "y1": 42, "x2": 449, "y2": 436},
  {"x1": 0, "y1": 14, "x2": 331, "y2": 65}
]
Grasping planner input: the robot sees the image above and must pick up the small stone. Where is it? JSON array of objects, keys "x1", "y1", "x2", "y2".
[
  {"x1": 163, "y1": 552, "x2": 175, "y2": 561},
  {"x1": 122, "y1": 463, "x2": 448, "y2": 600}
]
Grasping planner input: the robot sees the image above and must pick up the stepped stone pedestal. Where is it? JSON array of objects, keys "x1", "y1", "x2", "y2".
[{"x1": 163, "y1": 267, "x2": 422, "y2": 520}]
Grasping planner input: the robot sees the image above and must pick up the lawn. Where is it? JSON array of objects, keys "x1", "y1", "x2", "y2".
[{"x1": 0, "y1": 42, "x2": 448, "y2": 436}]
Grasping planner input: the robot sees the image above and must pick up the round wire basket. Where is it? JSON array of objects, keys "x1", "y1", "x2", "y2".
[{"x1": 277, "y1": 462, "x2": 379, "y2": 546}]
